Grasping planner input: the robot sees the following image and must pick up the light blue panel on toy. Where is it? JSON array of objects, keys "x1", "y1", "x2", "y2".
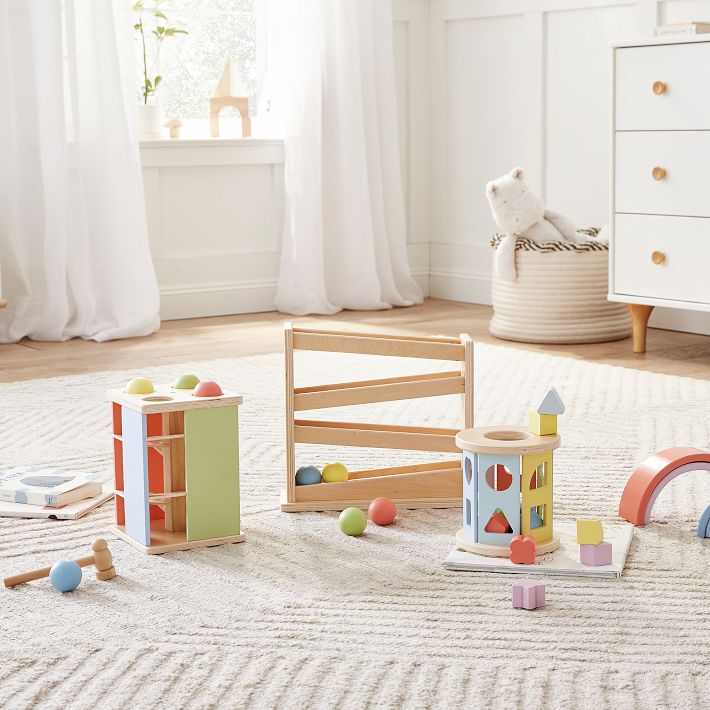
[
  {"x1": 698, "y1": 503, "x2": 710, "y2": 539},
  {"x1": 477, "y1": 454, "x2": 520, "y2": 546},
  {"x1": 462, "y1": 452, "x2": 478, "y2": 541},
  {"x1": 530, "y1": 507, "x2": 543, "y2": 529},
  {"x1": 121, "y1": 406, "x2": 150, "y2": 547}
]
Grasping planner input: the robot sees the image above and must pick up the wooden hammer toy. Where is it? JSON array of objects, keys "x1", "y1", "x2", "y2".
[{"x1": 4, "y1": 539, "x2": 117, "y2": 591}]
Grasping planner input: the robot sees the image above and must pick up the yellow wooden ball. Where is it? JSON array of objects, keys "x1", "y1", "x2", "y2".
[{"x1": 322, "y1": 462, "x2": 348, "y2": 483}]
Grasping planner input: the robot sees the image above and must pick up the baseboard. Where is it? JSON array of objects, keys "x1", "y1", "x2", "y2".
[
  {"x1": 429, "y1": 269, "x2": 491, "y2": 305},
  {"x1": 160, "y1": 280, "x2": 278, "y2": 321},
  {"x1": 649, "y1": 307, "x2": 710, "y2": 337},
  {"x1": 160, "y1": 267, "x2": 430, "y2": 321}
]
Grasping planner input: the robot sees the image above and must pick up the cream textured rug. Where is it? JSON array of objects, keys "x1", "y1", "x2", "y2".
[{"x1": 1, "y1": 344, "x2": 709, "y2": 709}]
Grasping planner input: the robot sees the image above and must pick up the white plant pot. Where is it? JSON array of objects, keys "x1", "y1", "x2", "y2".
[{"x1": 137, "y1": 104, "x2": 164, "y2": 140}]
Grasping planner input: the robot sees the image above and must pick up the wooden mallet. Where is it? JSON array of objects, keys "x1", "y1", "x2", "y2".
[{"x1": 3, "y1": 538, "x2": 117, "y2": 588}]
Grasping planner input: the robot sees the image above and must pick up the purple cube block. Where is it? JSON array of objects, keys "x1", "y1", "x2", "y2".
[
  {"x1": 580, "y1": 541, "x2": 612, "y2": 566},
  {"x1": 512, "y1": 579, "x2": 545, "y2": 610}
]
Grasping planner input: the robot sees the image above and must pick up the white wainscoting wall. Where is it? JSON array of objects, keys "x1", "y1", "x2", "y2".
[
  {"x1": 142, "y1": 0, "x2": 710, "y2": 334},
  {"x1": 428, "y1": 0, "x2": 710, "y2": 334}
]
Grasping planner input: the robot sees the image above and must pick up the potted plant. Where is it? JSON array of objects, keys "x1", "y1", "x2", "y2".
[{"x1": 134, "y1": 0, "x2": 187, "y2": 140}]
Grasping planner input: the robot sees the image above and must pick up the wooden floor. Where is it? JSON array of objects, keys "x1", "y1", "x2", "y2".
[{"x1": 2, "y1": 299, "x2": 710, "y2": 382}]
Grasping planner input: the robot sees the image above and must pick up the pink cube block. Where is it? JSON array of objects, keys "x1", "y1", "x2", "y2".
[
  {"x1": 580, "y1": 541, "x2": 612, "y2": 566},
  {"x1": 512, "y1": 580, "x2": 546, "y2": 610}
]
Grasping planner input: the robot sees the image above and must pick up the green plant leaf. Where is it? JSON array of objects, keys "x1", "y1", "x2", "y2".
[
  {"x1": 132, "y1": 1, "x2": 143, "y2": 10},
  {"x1": 154, "y1": 11, "x2": 167, "y2": 19},
  {"x1": 154, "y1": 75, "x2": 162, "y2": 87}
]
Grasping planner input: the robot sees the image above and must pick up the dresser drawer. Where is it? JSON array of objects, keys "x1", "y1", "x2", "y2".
[
  {"x1": 615, "y1": 131, "x2": 710, "y2": 217},
  {"x1": 614, "y1": 214, "x2": 710, "y2": 304},
  {"x1": 615, "y1": 42, "x2": 710, "y2": 130}
]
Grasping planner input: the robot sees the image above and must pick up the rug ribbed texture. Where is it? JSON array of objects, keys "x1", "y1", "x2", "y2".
[{"x1": 1, "y1": 344, "x2": 709, "y2": 709}]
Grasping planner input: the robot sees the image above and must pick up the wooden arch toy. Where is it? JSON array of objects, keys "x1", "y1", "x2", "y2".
[
  {"x1": 618, "y1": 447, "x2": 710, "y2": 526},
  {"x1": 698, "y1": 504, "x2": 710, "y2": 538}
]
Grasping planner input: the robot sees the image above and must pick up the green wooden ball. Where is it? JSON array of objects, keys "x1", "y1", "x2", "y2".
[{"x1": 338, "y1": 507, "x2": 367, "y2": 537}]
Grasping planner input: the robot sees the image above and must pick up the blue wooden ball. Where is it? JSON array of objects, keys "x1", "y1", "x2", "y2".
[
  {"x1": 296, "y1": 465, "x2": 322, "y2": 485},
  {"x1": 49, "y1": 560, "x2": 82, "y2": 592}
]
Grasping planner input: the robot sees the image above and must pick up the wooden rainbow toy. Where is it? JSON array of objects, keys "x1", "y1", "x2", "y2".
[
  {"x1": 619, "y1": 446, "x2": 710, "y2": 534},
  {"x1": 107, "y1": 375, "x2": 245, "y2": 554},
  {"x1": 454, "y1": 388, "x2": 564, "y2": 558}
]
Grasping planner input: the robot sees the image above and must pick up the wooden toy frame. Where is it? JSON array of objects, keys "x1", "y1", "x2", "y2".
[{"x1": 281, "y1": 324, "x2": 474, "y2": 512}]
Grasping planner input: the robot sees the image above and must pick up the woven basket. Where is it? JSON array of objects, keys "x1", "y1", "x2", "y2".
[{"x1": 489, "y1": 231, "x2": 631, "y2": 344}]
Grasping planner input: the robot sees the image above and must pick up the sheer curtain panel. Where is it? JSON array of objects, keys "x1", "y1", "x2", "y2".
[
  {"x1": 269, "y1": 0, "x2": 423, "y2": 315},
  {"x1": 0, "y1": 0, "x2": 159, "y2": 342}
]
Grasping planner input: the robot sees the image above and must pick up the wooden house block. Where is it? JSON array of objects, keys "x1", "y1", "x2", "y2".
[
  {"x1": 108, "y1": 379, "x2": 245, "y2": 554},
  {"x1": 281, "y1": 324, "x2": 474, "y2": 512},
  {"x1": 210, "y1": 58, "x2": 251, "y2": 138},
  {"x1": 528, "y1": 411, "x2": 557, "y2": 436},
  {"x1": 576, "y1": 519, "x2": 604, "y2": 545},
  {"x1": 580, "y1": 541, "x2": 612, "y2": 566}
]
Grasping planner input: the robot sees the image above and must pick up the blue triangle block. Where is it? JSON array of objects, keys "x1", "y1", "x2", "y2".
[
  {"x1": 537, "y1": 387, "x2": 565, "y2": 415},
  {"x1": 530, "y1": 508, "x2": 543, "y2": 529}
]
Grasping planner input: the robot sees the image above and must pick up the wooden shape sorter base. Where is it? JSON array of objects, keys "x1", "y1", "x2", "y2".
[
  {"x1": 455, "y1": 528, "x2": 560, "y2": 558},
  {"x1": 115, "y1": 523, "x2": 245, "y2": 555},
  {"x1": 281, "y1": 324, "x2": 474, "y2": 512}
]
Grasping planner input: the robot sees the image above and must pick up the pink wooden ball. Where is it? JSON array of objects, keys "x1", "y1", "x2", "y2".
[
  {"x1": 368, "y1": 497, "x2": 397, "y2": 526},
  {"x1": 193, "y1": 380, "x2": 223, "y2": 398}
]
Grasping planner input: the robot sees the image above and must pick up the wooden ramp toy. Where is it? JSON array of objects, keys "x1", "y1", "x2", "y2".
[
  {"x1": 108, "y1": 376, "x2": 245, "y2": 554},
  {"x1": 618, "y1": 447, "x2": 710, "y2": 526},
  {"x1": 281, "y1": 324, "x2": 474, "y2": 512}
]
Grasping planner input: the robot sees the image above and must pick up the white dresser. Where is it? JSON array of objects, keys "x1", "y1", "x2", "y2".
[{"x1": 610, "y1": 35, "x2": 710, "y2": 352}]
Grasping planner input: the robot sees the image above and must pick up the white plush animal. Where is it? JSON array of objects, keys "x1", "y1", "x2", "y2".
[{"x1": 486, "y1": 167, "x2": 594, "y2": 281}]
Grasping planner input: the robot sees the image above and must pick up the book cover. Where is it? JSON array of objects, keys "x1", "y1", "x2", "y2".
[
  {"x1": 0, "y1": 466, "x2": 104, "y2": 508},
  {"x1": 655, "y1": 22, "x2": 710, "y2": 36},
  {"x1": 445, "y1": 522, "x2": 634, "y2": 579}
]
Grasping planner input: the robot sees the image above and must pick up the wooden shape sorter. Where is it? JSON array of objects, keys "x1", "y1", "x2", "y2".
[
  {"x1": 108, "y1": 382, "x2": 245, "y2": 554},
  {"x1": 281, "y1": 323, "x2": 474, "y2": 512}
]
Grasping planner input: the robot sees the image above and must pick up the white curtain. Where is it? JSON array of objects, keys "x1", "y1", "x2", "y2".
[
  {"x1": 0, "y1": 0, "x2": 159, "y2": 342},
  {"x1": 268, "y1": 0, "x2": 423, "y2": 315}
]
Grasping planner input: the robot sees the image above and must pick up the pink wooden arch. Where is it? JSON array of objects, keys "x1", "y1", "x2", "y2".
[{"x1": 618, "y1": 447, "x2": 710, "y2": 525}]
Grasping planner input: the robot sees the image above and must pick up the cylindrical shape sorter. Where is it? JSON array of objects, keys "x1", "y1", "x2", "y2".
[
  {"x1": 108, "y1": 382, "x2": 245, "y2": 554},
  {"x1": 454, "y1": 425, "x2": 561, "y2": 557}
]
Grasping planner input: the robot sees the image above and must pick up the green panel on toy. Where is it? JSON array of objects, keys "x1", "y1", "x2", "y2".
[
  {"x1": 125, "y1": 377, "x2": 154, "y2": 394},
  {"x1": 296, "y1": 465, "x2": 321, "y2": 485},
  {"x1": 339, "y1": 507, "x2": 367, "y2": 536},
  {"x1": 184, "y1": 405, "x2": 240, "y2": 541},
  {"x1": 173, "y1": 373, "x2": 200, "y2": 390}
]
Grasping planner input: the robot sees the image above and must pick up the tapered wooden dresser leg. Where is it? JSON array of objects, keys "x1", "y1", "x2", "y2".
[{"x1": 627, "y1": 304, "x2": 654, "y2": 354}]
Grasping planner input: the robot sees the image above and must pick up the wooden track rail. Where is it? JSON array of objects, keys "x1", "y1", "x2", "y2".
[{"x1": 282, "y1": 324, "x2": 474, "y2": 512}]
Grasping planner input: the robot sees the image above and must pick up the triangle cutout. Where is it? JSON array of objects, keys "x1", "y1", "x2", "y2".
[{"x1": 484, "y1": 509, "x2": 513, "y2": 534}]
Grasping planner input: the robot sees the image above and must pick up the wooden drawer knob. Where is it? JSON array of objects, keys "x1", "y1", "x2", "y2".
[
  {"x1": 652, "y1": 81, "x2": 667, "y2": 95},
  {"x1": 651, "y1": 166, "x2": 666, "y2": 181},
  {"x1": 651, "y1": 250, "x2": 666, "y2": 265}
]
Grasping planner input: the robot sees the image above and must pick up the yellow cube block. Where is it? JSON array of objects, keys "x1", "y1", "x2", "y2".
[
  {"x1": 528, "y1": 411, "x2": 557, "y2": 436},
  {"x1": 576, "y1": 519, "x2": 604, "y2": 545}
]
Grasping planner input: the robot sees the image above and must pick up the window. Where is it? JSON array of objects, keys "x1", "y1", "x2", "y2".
[{"x1": 134, "y1": 0, "x2": 260, "y2": 138}]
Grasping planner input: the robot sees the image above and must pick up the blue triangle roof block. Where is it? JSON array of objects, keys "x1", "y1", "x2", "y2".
[{"x1": 537, "y1": 387, "x2": 565, "y2": 415}]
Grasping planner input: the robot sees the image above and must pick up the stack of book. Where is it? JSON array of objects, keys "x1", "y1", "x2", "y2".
[
  {"x1": 655, "y1": 21, "x2": 710, "y2": 36},
  {"x1": 0, "y1": 466, "x2": 113, "y2": 519}
]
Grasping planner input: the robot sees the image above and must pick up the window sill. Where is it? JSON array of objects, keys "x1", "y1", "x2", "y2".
[{"x1": 139, "y1": 137, "x2": 285, "y2": 168}]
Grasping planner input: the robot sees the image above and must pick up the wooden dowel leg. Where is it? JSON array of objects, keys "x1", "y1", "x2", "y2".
[{"x1": 627, "y1": 304, "x2": 654, "y2": 354}]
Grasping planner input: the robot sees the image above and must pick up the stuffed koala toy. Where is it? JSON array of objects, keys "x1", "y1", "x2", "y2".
[{"x1": 486, "y1": 167, "x2": 594, "y2": 281}]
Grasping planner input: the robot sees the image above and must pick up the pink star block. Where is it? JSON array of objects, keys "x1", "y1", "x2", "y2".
[{"x1": 512, "y1": 579, "x2": 546, "y2": 610}]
